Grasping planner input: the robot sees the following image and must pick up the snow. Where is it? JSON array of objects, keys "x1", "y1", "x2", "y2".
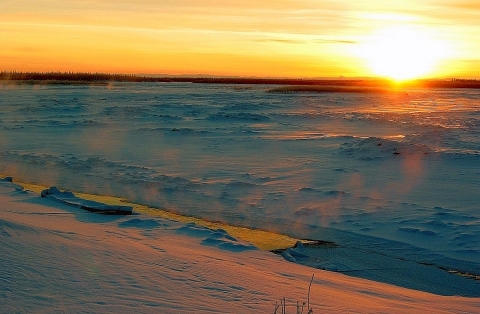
[
  {"x1": 1, "y1": 179, "x2": 479, "y2": 313},
  {"x1": 1, "y1": 82, "x2": 480, "y2": 308},
  {"x1": 41, "y1": 186, "x2": 133, "y2": 214}
]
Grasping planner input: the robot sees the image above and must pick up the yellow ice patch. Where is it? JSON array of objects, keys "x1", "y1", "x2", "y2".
[{"x1": 18, "y1": 181, "x2": 299, "y2": 251}]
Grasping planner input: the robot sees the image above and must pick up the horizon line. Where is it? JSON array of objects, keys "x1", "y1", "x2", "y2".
[{"x1": 1, "y1": 70, "x2": 480, "y2": 81}]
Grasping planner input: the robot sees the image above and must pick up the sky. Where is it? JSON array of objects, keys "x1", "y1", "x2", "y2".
[{"x1": 1, "y1": 0, "x2": 479, "y2": 79}]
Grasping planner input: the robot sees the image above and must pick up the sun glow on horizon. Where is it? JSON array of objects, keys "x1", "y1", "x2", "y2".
[{"x1": 358, "y1": 25, "x2": 451, "y2": 81}]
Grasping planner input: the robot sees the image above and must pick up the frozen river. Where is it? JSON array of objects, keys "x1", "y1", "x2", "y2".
[{"x1": 1, "y1": 82, "x2": 479, "y2": 294}]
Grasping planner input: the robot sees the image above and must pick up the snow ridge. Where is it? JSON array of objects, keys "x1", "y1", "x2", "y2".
[{"x1": 41, "y1": 186, "x2": 133, "y2": 215}]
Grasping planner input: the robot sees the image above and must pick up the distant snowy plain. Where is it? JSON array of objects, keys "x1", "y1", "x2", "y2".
[{"x1": 0, "y1": 82, "x2": 479, "y2": 296}]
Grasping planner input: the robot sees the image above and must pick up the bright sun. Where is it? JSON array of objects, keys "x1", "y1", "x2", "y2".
[{"x1": 359, "y1": 25, "x2": 449, "y2": 81}]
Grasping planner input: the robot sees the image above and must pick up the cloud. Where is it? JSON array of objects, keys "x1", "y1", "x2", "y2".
[
  {"x1": 255, "y1": 38, "x2": 305, "y2": 44},
  {"x1": 438, "y1": 0, "x2": 480, "y2": 10},
  {"x1": 256, "y1": 38, "x2": 355, "y2": 45},
  {"x1": 315, "y1": 39, "x2": 356, "y2": 44}
]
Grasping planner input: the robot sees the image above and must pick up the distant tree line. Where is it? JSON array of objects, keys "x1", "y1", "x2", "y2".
[
  {"x1": 450, "y1": 78, "x2": 479, "y2": 83},
  {"x1": 421, "y1": 79, "x2": 480, "y2": 89},
  {"x1": 0, "y1": 71, "x2": 381, "y2": 85},
  {"x1": 1, "y1": 71, "x2": 480, "y2": 89},
  {"x1": 0, "y1": 71, "x2": 161, "y2": 82}
]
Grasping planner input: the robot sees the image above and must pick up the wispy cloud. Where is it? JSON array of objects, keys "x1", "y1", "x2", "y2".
[{"x1": 256, "y1": 38, "x2": 355, "y2": 45}]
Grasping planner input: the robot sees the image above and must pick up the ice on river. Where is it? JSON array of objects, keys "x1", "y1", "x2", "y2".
[{"x1": 0, "y1": 82, "x2": 479, "y2": 295}]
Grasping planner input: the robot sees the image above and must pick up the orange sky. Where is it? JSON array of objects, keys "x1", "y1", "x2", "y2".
[{"x1": 1, "y1": 0, "x2": 479, "y2": 78}]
